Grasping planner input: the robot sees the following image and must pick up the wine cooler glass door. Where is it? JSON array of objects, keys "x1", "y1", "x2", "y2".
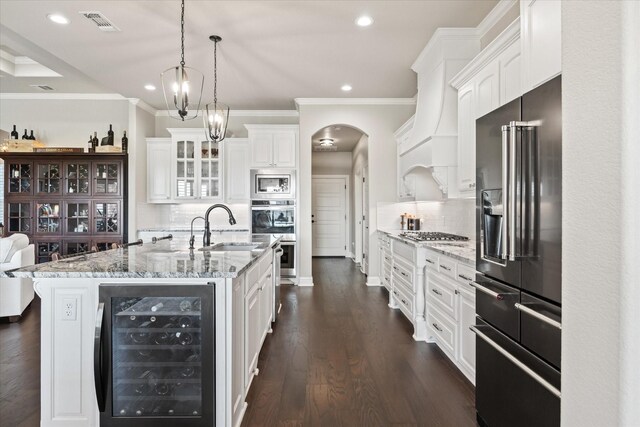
[{"x1": 98, "y1": 284, "x2": 214, "y2": 427}]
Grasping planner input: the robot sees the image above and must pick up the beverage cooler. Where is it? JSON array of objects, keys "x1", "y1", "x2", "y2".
[{"x1": 95, "y1": 284, "x2": 215, "y2": 426}]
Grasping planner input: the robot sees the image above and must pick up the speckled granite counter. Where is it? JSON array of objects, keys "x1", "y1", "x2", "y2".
[
  {"x1": 4, "y1": 234, "x2": 280, "y2": 279},
  {"x1": 378, "y1": 229, "x2": 475, "y2": 266}
]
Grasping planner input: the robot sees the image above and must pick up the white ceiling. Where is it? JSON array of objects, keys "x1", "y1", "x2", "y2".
[{"x1": 0, "y1": 1, "x2": 497, "y2": 110}]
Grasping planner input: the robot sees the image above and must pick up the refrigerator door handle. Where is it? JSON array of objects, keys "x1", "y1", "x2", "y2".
[
  {"x1": 93, "y1": 302, "x2": 106, "y2": 412},
  {"x1": 470, "y1": 325, "x2": 561, "y2": 398},
  {"x1": 501, "y1": 125, "x2": 510, "y2": 260},
  {"x1": 515, "y1": 303, "x2": 562, "y2": 330}
]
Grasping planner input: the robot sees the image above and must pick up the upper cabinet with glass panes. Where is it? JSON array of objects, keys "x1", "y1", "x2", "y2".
[{"x1": 168, "y1": 129, "x2": 223, "y2": 201}]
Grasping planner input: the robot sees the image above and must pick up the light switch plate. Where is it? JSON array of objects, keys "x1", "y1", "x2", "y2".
[{"x1": 62, "y1": 298, "x2": 77, "y2": 321}]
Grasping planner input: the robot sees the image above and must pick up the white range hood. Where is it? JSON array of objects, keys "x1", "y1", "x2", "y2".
[{"x1": 399, "y1": 28, "x2": 480, "y2": 197}]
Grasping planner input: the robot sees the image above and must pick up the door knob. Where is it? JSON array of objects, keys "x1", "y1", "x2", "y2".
[{"x1": 312, "y1": 220, "x2": 315, "y2": 223}]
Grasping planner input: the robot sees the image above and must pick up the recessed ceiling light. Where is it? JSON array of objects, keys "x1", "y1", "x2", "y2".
[
  {"x1": 319, "y1": 138, "x2": 335, "y2": 146},
  {"x1": 341, "y1": 84, "x2": 352, "y2": 92},
  {"x1": 356, "y1": 16, "x2": 373, "y2": 27},
  {"x1": 144, "y1": 84, "x2": 157, "y2": 91},
  {"x1": 47, "y1": 14, "x2": 70, "y2": 25}
]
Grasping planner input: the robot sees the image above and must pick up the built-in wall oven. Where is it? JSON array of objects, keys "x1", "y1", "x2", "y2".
[
  {"x1": 250, "y1": 169, "x2": 296, "y2": 200},
  {"x1": 251, "y1": 200, "x2": 296, "y2": 277}
]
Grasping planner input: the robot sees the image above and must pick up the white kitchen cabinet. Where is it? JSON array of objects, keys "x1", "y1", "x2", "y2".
[
  {"x1": 474, "y1": 60, "x2": 500, "y2": 119},
  {"x1": 457, "y1": 285, "x2": 476, "y2": 382},
  {"x1": 225, "y1": 138, "x2": 250, "y2": 201},
  {"x1": 231, "y1": 276, "x2": 246, "y2": 427},
  {"x1": 169, "y1": 129, "x2": 223, "y2": 202},
  {"x1": 246, "y1": 125, "x2": 298, "y2": 168},
  {"x1": 499, "y1": 39, "x2": 523, "y2": 105},
  {"x1": 146, "y1": 138, "x2": 172, "y2": 203},
  {"x1": 244, "y1": 281, "x2": 261, "y2": 391},
  {"x1": 394, "y1": 116, "x2": 415, "y2": 201},
  {"x1": 521, "y1": 0, "x2": 561, "y2": 92},
  {"x1": 456, "y1": 81, "x2": 476, "y2": 193}
]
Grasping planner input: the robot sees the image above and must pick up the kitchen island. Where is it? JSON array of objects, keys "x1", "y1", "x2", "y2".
[{"x1": 4, "y1": 234, "x2": 281, "y2": 427}]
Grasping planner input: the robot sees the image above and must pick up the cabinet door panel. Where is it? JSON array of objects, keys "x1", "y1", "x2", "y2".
[
  {"x1": 225, "y1": 140, "x2": 250, "y2": 201},
  {"x1": 500, "y1": 41, "x2": 522, "y2": 105},
  {"x1": 272, "y1": 132, "x2": 296, "y2": 167},
  {"x1": 250, "y1": 133, "x2": 273, "y2": 168},
  {"x1": 147, "y1": 140, "x2": 172, "y2": 202},
  {"x1": 457, "y1": 82, "x2": 476, "y2": 191},
  {"x1": 475, "y1": 61, "x2": 500, "y2": 119},
  {"x1": 458, "y1": 288, "x2": 476, "y2": 382},
  {"x1": 245, "y1": 287, "x2": 260, "y2": 390},
  {"x1": 231, "y1": 277, "x2": 245, "y2": 424},
  {"x1": 521, "y1": 0, "x2": 561, "y2": 91}
]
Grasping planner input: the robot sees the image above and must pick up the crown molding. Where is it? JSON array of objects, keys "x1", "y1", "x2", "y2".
[
  {"x1": 449, "y1": 17, "x2": 520, "y2": 89},
  {"x1": 128, "y1": 98, "x2": 157, "y2": 116},
  {"x1": 155, "y1": 109, "x2": 299, "y2": 118},
  {"x1": 0, "y1": 92, "x2": 128, "y2": 100},
  {"x1": 294, "y1": 98, "x2": 416, "y2": 107},
  {"x1": 476, "y1": 0, "x2": 518, "y2": 39}
]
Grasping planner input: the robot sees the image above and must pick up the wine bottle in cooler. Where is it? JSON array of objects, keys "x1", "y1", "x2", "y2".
[{"x1": 10, "y1": 125, "x2": 19, "y2": 139}]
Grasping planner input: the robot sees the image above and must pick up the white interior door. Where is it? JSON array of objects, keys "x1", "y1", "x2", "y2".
[
  {"x1": 362, "y1": 168, "x2": 369, "y2": 275},
  {"x1": 312, "y1": 177, "x2": 347, "y2": 256}
]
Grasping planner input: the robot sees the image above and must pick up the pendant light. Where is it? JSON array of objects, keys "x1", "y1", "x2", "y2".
[
  {"x1": 161, "y1": 0, "x2": 204, "y2": 121},
  {"x1": 204, "y1": 35, "x2": 229, "y2": 142}
]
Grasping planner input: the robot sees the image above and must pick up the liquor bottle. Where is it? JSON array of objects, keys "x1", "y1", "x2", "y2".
[
  {"x1": 175, "y1": 331, "x2": 193, "y2": 346},
  {"x1": 21, "y1": 129, "x2": 28, "y2": 139},
  {"x1": 92, "y1": 132, "x2": 99, "y2": 149},
  {"x1": 10, "y1": 125, "x2": 19, "y2": 139},
  {"x1": 121, "y1": 131, "x2": 128, "y2": 153},
  {"x1": 88, "y1": 134, "x2": 94, "y2": 153},
  {"x1": 28, "y1": 130, "x2": 36, "y2": 140},
  {"x1": 103, "y1": 124, "x2": 114, "y2": 146}
]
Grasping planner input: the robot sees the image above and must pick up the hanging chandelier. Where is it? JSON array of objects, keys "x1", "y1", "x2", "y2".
[
  {"x1": 161, "y1": 0, "x2": 204, "y2": 121},
  {"x1": 204, "y1": 35, "x2": 229, "y2": 142}
]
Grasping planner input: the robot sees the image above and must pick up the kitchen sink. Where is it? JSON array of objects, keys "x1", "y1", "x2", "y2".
[{"x1": 199, "y1": 242, "x2": 260, "y2": 252}]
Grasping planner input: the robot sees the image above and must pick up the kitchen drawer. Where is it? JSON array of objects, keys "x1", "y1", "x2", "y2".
[
  {"x1": 381, "y1": 250, "x2": 393, "y2": 265},
  {"x1": 425, "y1": 249, "x2": 439, "y2": 271},
  {"x1": 382, "y1": 272, "x2": 392, "y2": 291},
  {"x1": 393, "y1": 271, "x2": 414, "y2": 296},
  {"x1": 393, "y1": 240, "x2": 415, "y2": 263},
  {"x1": 519, "y1": 292, "x2": 561, "y2": 369},
  {"x1": 245, "y1": 262, "x2": 261, "y2": 294},
  {"x1": 427, "y1": 272, "x2": 458, "y2": 320},
  {"x1": 428, "y1": 304, "x2": 457, "y2": 358},
  {"x1": 260, "y1": 249, "x2": 273, "y2": 275},
  {"x1": 392, "y1": 256, "x2": 414, "y2": 284},
  {"x1": 437, "y1": 255, "x2": 457, "y2": 280},
  {"x1": 456, "y1": 263, "x2": 476, "y2": 291},
  {"x1": 392, "y1": 286, "x2": 414, "y2": 321}
]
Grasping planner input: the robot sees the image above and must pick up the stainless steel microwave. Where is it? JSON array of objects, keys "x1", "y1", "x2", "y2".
[{"x1": 250, "y1": 169, "x2": 296, "y2": 199}]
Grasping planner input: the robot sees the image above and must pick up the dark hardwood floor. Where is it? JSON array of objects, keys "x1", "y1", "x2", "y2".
[
  {"x1": 0, "y1": 258, "x2": 476, "y2": 427},
  {"x1": 0, "y1": 297, "x2": 41, "y2": 427},
  {"x1": 242, "y1": 258, "x2": 476, "y2": 427}
]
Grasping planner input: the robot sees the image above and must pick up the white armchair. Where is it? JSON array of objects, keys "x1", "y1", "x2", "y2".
[{"x1": 0, "y1": 234, "x2": 35, "y2": 322}]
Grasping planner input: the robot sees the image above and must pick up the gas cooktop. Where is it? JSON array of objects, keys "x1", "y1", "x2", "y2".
[{"x1": 399, "y1": 231, "x2": 470, "y2": 242}]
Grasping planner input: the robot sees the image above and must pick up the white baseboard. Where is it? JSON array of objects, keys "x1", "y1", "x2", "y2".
[
  {"x1": 347, "y1": 251, "x2": 354, "y2": 259},
  {"x1": 366, "y1": 276, "x2": 382, "y2": 287},
  {"x1": 297, "y1": 276, "x2": 314, "y2": 287}
]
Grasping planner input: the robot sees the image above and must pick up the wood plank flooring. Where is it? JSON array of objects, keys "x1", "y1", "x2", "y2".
[
  {"x1": 0, "y1": 297, "x2": 41, "y2": 427},
  {"x1": 0, "y1": 258, "x2": 476, "y2": 427},
  {"x1": 242, "y1": 258, "x2": 476, "y2": 427}
]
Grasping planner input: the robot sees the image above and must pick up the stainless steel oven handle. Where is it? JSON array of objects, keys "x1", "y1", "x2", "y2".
[
  {"x1": 470, "y1": 325, "x2": 561, "y2": 398},
  {"x1": 515, "y1": 303, "x2": 562, "y2": 330},
  {"x1": 471, "y1": 281, "x2": 505, "y2": 301}
]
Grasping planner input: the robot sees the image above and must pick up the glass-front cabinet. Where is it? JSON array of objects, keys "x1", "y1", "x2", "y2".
[
  {"x1": 94, "y1": 201, "x2": 120, "y2": 234},
  {"x1": 65, "y1": 162, "x2": 91, "y2": 195},
  {"x1": 170, "y1": 130, "x2": 223, "y2": 201},
  {"x1": 7, "y1": 202, "x2": 32, "y2": 233},
  {"x1": 37, "y1": 163, "x2": 61, "y2": 195},
  {"x1": 36, "y1": 241, "x2": 61, "y2": 263},
  {"x1": 36, "y1": 202, "x2": 61, "y2": 234},
  {"x1": 94, "y1": 162, "x2": 121, "y2": 196},
  {"x1": 7, "y1": 162, "x2": 32, "y2": 194},
  {"x1": 97, "y1": 284, "x2": 214, "y2": 426},
  {"x1": 65, "y1": 202, "x2": 90, "y2": 233},
  {"x1": 64, "y1": 240, "x2": 91, "y2": 255}
]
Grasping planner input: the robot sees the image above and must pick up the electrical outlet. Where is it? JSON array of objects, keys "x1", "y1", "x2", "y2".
[{"x1": 62, "y1": 298, "x2": 77, "y2": 321}]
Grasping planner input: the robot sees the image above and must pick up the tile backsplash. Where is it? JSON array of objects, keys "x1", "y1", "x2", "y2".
[
  {"x1": 377, "y1": 198, "x2": 475, "y2": 238},
  {"x1": 136, "y1": 202, "x2": 250, "y2": 231}
]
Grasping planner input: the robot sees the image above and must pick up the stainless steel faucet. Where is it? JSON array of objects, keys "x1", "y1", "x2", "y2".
[
  {"x1": 203, "y1": 204, "x2": 236, "y2": 247},
  {"x1": 189, "y1": 216, "x2": 205, "y2": 249}
]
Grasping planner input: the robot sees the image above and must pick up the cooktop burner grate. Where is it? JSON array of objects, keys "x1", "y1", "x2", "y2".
[{"x1": 399, "y1": 231, "x2": 470, "y2": 242}]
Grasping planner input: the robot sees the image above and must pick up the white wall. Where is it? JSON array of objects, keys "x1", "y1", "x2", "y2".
[
  {"x1": 562, "y1": 1, "x2": 640, "y2": 425},
  {"x1": 129, "y1": 102, "x2": 156, "y2": 236},
  {"x1": 311, "y1": 152, "x2": 352, "y2": 175},
  {"x1": 298, "y1": 103, "x2": 415, "y2": 284},
  {"x1": 0, "y1": 98, "x2": 129, "y2": 147}
]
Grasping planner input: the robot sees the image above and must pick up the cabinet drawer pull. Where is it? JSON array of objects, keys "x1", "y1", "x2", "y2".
[
  {"x1": 401, "y1": 299, "x2": 407, "y2": 305},
  {"x1": 455, "y1": 289, "x2": 459, "y2": 295},
  {"x1": 440, "y1": 264, "x2": 452, "y2": 271},
  {"x1": 393, "y1": 266, "x2": 398, "y2": 271},
  {"x1": 385, "y1": 256, "x2": 391, "y2": 262},
  {"x1": 426, "y1": 259, "x2": 435, "y2": 265},
  {"x1": 254, "y1": 368, "x2": 260, "y2": 375},
  {"x1": 432, "y1": 323, "x2": 443, "y2": 332},
  {"x1": 431, "y1": 288, "x2": 443, "y2": 296},
  {"x1": 458, "y1": 274, "x2": 474, "y2": 282},
  {"x1": 400, "y1": 271, "x2": 408, "y2": 278}
]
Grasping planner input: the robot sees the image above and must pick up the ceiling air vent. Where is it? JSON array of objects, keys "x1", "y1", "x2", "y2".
[
  {"x1": 29, "y1": 84, "x2": 54, "y2": 91},
  {"x1": 79, "y1": 11, "x2": 121, "y2": 32}
]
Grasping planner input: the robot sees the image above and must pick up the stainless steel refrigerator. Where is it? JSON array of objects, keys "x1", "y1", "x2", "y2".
[
  {"x1": 94, "y1": 284, "x2": 215, "y2": 426},
  {"x1": 473, "y1": 75, "x2": 562, "y2": 427}
]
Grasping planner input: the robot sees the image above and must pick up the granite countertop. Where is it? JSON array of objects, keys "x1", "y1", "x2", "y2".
[
  {"x1": 3, "y1": 235, "x2": 281, "y2": 279},
  {"x1": 378, "y1": 229, "x2": 476, "y2": 266}
]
